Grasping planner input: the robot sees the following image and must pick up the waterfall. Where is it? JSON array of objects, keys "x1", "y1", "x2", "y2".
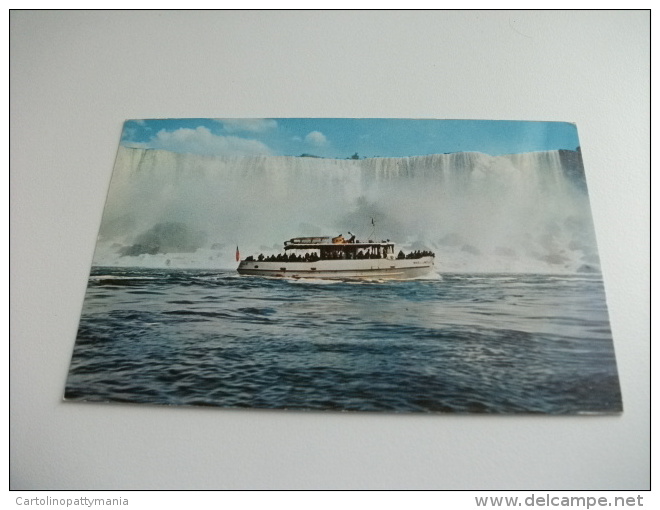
[{"x1": 92, "y1": 146, "x2": 600, "y2": 273}]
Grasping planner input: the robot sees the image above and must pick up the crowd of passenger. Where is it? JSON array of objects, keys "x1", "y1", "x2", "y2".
[
  {"x1": 243, "y1": 248, "x2": 435, "y2": 262},
  {"x1": 398, "y1": 250, "x2": 435, "y2": 259},
  {"x1": 244, "y1": 252, "x2": 321, "y2": 263},
  {"x1": 326, "y1": 249, "x2": 383, "y2": 260}
]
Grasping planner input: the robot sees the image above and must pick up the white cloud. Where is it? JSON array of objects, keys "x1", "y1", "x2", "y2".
[
  {"x1": 305, "y1": 131, "x2": 328, "y2": 146},
  {"x1": 216, "y1": 118, "x2": 278, "y2": 133},
  {"x1": 144, "y1": 127, "x2": 275, "y2": 156}
]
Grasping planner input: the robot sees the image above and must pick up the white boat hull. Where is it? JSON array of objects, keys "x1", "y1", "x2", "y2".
[{"x1": 237, "y1": 256, "x2": 435, "y2": 280}]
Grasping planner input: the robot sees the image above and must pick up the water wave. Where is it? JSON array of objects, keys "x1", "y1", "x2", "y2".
[{"x1": 66, "y1": 268, "x2": 621, "y2": 414}]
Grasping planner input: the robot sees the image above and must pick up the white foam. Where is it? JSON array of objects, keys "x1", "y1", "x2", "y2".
[{"x1": 93, "y1": 148, "x2": 599, "y2": 274}]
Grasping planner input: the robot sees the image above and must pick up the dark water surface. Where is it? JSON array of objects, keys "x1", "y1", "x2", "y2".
[{"x1": 65, "y1": 268, "x2": 622, "y2": 413}]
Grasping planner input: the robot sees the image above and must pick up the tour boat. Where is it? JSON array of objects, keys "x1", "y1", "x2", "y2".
[{"x1": 237, "y1": 234, "x2": 435, "y2": 280}]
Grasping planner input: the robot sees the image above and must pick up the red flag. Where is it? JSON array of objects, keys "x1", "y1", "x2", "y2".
[{"x1": 235, "y1": 246, "x2": 240, "y2": 262}]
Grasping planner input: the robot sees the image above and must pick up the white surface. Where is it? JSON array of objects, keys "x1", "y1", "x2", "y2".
[{"x1": 10, "y1": 10, "x2": 649, "y2": 489}]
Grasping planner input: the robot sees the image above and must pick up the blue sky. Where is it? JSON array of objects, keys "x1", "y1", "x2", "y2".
[{"x1": 120, "y1": 118, "x2": 580, "y2": 158}]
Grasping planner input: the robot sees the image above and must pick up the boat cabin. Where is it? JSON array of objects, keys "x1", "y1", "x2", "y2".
[{"x1": 284, "y1": 236, "x2": 396, "y2": 260}]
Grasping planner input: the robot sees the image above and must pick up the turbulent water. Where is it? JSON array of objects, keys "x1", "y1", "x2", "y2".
[
  {"x1": 93, "y1": 147, "x2": 598, "y2": 274},
  {"x1": 65, "y1": 268, "x2": 621, "y2": 414}
]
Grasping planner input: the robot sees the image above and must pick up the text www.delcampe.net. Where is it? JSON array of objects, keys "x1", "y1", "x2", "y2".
[{"x1": 475, "y1": 494, "x2": 644, "y2": 509}]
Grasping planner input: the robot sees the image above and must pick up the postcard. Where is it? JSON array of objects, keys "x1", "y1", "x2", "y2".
[{"x1": 64, "y1": 119, "x2": 621, "y2": 413}]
